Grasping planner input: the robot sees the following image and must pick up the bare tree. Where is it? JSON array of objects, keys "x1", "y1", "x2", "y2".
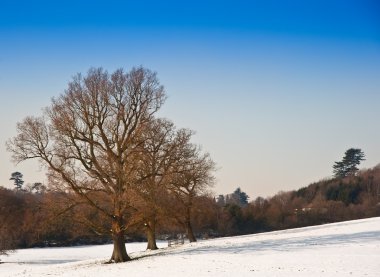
[
  {"x1": 168, "y1": 143, "x2": 215, "y2": 242},
  {"x1": 133, "y1": 118, "x2": 194, "y2": 249},
  {"x1": 7, "y1": 67, "x2": 165, "y2": 263}
]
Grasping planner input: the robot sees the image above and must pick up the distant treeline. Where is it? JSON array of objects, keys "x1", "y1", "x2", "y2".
[
  {"x1": 1, "y1": 164, "x2": 380, "y2": 249},
  {"x1": 214, "y1": 164, "x2": 380, "y2": 235}
]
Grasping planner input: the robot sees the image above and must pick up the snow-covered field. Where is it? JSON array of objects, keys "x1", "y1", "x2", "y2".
[{"x1": 1, "y1": 217, "x2": 379, "y2": 276}]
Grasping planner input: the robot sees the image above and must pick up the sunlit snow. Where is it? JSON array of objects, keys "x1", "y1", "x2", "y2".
[{"x1": 1, "y1": 217, "x2": 379, "y2": 276}]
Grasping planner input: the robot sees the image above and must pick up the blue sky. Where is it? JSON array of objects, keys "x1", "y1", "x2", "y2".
[{"x1": 1, "y1": 0, "x2": 379, "y2": 197}]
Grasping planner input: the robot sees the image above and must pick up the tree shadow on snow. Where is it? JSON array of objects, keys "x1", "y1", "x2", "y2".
[{"x1": 165, "y1": 230, "x2": 380, "y2": 256}]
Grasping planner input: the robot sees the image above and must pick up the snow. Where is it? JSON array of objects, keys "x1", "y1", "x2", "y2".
[{"x1": 1, "y1": 217, "x2": 379, "y2": 276}]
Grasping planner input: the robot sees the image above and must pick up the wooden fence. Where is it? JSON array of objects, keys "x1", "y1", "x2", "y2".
[{"x1": 167, "y1": 235, "x2": 185, "y2": 247}]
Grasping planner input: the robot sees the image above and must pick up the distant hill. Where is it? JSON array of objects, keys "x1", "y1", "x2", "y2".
[{"x1": 215, "y1": 164, "x2": 380, "y2": 236}]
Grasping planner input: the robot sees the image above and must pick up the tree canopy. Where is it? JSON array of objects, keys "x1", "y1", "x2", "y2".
[
  {"x1": 9, "y1": 172, "x2": 24, "y2": 191},
  {"x1": 333, "y1": 148, "x2": 365, "y2": 178},
  {"x1": 232, "y1": 187, "x2": 249, "y2": 206}
]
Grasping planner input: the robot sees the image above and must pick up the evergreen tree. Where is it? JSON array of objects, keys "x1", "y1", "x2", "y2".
[
  {"x1": 216, "y1": 195, "x2": 225, "y2": 206},
  {"x1": 333, "y1": 148, "x2": 365, "y2": 178},
  {"x1": 9, "y1": 172, "x2": 24, "y2": 191},
  {"x1": 230, "y1": 187, "x2": 249, "y2": 206},
  {"x1": 31, "y1": 182, "x2": 46, "y2": 194}
]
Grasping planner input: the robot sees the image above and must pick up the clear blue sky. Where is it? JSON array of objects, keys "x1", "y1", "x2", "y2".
[{"x1": 1, "y1": 0, "x2": 379, "y2": 198}]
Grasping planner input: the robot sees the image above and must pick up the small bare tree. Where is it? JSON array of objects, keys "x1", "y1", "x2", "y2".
[
  {"x1": 7, "y1": 67, "x2": 165, "y2": 262},
  {"x1": 168, "y1": 143, "x2": 215, "y2": 242},
  {"x1": 133, "y1": 118, "x2": 194, "y2": 250}
]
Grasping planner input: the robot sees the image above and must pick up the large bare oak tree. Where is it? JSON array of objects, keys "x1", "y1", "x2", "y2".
[{"x1": 7, "y1": 67, "x2": 165, "y2": 262}]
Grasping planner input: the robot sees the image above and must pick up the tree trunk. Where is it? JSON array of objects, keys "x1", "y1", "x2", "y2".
[
  {"x1": 145, "y1": 219, "x2": 158, "y2": 250},
  {"x1": 185, "y1": 220, "x2": 197, "y2": 242},
  {"x1": 185, "y1": 207, "x2": 196, "y2": 242},
  {"x1": 110, "y1": 220, "x2": 130, "y2": 263},
  {"x1": 185, "y1": 207, "x2": 197, "y2": 242}
]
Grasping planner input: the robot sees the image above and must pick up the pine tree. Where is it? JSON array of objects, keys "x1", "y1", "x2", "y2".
[
  {"x1": 229, "y1": 187, "x2": 249, "y2": 206},
  {"x1": 9, "y1": 172, "x2": 24, "y2": 191},
  {"x1": 333, "y1": 148, "x2": 365, "y2": 178}
]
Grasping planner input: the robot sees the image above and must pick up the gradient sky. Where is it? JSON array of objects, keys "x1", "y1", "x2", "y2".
[{"x1": 1, "y1": 0, "x2": 379, "y2": 198}]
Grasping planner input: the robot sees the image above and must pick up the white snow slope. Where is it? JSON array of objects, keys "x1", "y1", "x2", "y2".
[{"x1": 1, "y1": 217, "x2": 379, "y2": 277}]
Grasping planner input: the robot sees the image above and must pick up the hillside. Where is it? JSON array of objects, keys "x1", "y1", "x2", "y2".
[
  {"x1": 1, "y1": 217, "x2": 379, "y2": 277},
  {"x1": 211, "y1": 165, "x2": 380, "y2": 236}
]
